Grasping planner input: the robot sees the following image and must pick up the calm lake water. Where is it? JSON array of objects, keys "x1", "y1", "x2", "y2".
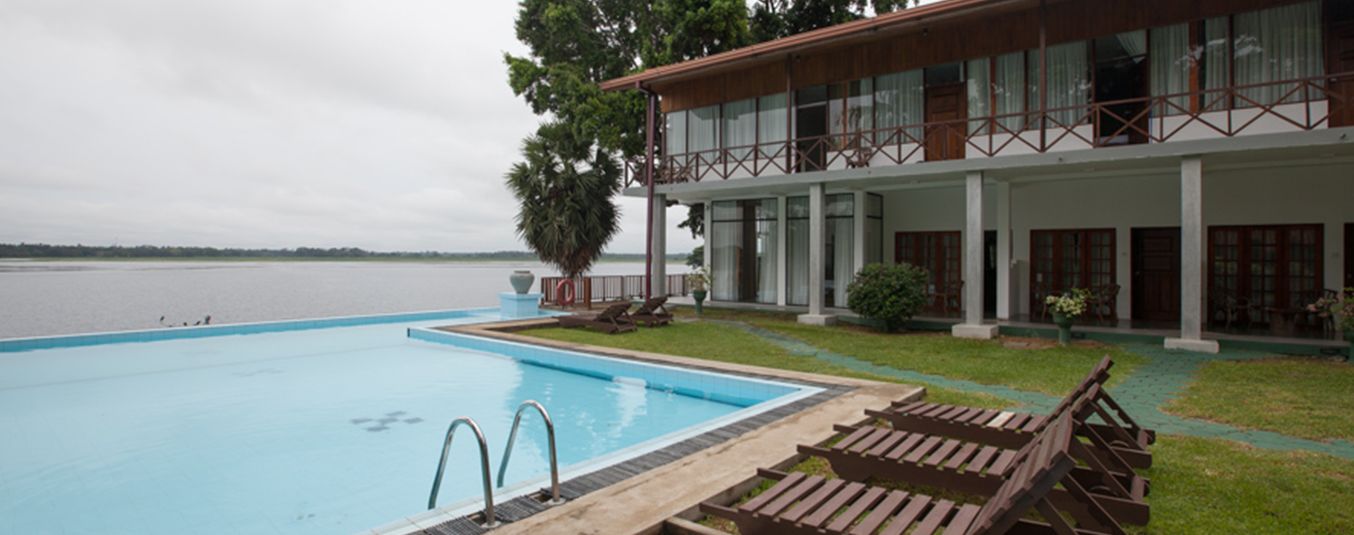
[{"x1": 0, "y1": 260, "x2": 685, "y2": 339}]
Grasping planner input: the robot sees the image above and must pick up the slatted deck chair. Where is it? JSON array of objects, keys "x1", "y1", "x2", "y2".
[
  {"x1": 701, "y1": 413, "x2": 1127, "y2": 535},
  {"x1": 803, "y1": 384, "x2": 1149, "y2": 526},
  {"x1": 629, "y1": 296, "x2": 673, "y2": 327},
  {"x1": 555, "y1": 302, "x2": 636, "y2": 334},
  {"x1": 866, "y1": 356, "x2": 1155, "y2": 469}
]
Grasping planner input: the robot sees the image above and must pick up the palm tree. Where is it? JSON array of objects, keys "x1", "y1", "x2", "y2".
[{"x1": 505, "y1": 124, "x2": 621, "y2": 280}]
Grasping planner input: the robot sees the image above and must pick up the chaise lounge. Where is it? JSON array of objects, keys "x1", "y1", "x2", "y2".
[
  {"x1": 556, "y1": 302, "x2": 636, "y2": 334},
  {"x1": 629, "y1": 296, "x2": 673, "y2": 326}
]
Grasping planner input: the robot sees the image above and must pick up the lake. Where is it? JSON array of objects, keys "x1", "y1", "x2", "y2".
[{"x1": 0, "y1": 260, "x2": 686, "y2": 339}]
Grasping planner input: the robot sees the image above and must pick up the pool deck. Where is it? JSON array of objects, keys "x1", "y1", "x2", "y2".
[{"x1": 431, "y1": 319, "x2": 923, "y2": 535}]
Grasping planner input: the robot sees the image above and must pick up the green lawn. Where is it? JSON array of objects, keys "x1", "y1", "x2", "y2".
[{"x1": 1167, "y1": 357, "x2": 1354, "y2": 442}]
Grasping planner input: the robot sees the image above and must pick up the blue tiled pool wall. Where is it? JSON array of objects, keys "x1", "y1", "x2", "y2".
[
  {"x1": 408, "y1": 328, "x2": 803, "y2": 408},
  {"x1": 0, "y1": 307, "x2": 558, "y2": 353}
]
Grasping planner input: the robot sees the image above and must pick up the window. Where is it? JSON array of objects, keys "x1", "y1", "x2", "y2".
[
  {"x1": 966, "y1": 57, "x2": 991, "y2": 135},
  {"x1": 1150, "y1": 24, "x2": 1192, "y2": 115},
  {"x1": 993, "y1": 52, "x2": 1026, "y2": 131},
  {"x1": 1201, "y1": 17, "x2": 1230, "y2": 111},
  {"x1": 865, "y1": 194, "x2": 883, "y2": 265},
  {"x1": 830, "y1": 79, "x2": 873, "y2": 149},
  {"x1": 896, "y1": 231, "x2": 962, "y2": 312},
  {"x1": 1030, "y1": 229, "x2": 1115, "y2": 314},
  {"x1": 688, "y1": 105, "x2": 720, "y2": 164},
  {"x1": 710, "y1": 199, "x2": 779, "y2": 304},
  {"x1": 1233, "y1": 1, "x2": 1324, "y2": 106},
  {"x1": 1029, "y1": 42, "x2": 1090, "y2": 127},
  {"x1": 665, "y1": 110, "x2": 687, "y2": 162},
  {"x1": 875, "y1": 70, "x2": 924, "y2": 143},
  {"x1": 825, "y1": 194, "x2": 855, "y2": 308},
  {"x1": 757, "y1": 93, "x2": 789, "y2": 161},
  {"x1": 722, "y1": 99, "x2": 756, "y2": 162},
  {"x1": 1209, "y1": 224, "x2": 1323, "y2": 326},
  {"x1": 786, "y1": 197, "x2": 810, "y2": 306}
]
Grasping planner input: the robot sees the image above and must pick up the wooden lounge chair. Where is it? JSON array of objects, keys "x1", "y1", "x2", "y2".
[
  {"x1": 629, "y1": 296, "x2": 673, "y2": 327},
  {"x1": 702, "y1": 413, "x2": 1127, "y2": 535},
  {"x1": 803, "y1": 384, "x2": 1149, "y2": 526},
  {"x1": 555, "y1": 302, "x2": 636, "y2": 334},
  {"x1": 866, "y1": 356, "x2": 1154, "y2": 469}
]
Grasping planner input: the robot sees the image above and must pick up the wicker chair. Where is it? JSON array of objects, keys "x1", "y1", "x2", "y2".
[{"x1": 1209, "y1": 291, "x2": 1257, "y2": 331}]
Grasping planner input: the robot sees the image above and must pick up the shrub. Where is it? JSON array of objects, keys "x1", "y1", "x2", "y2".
[{"x1": 846, "y1": 263, "x2": 929, "y2": 332}]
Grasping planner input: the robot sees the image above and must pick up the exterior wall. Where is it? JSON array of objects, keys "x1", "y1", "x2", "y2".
[{"x1": 878, "y1": 160, "x2": 1352, "y2": 319}]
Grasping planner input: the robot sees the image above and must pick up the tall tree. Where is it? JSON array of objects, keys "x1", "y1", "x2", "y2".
[{"x1": 750, "y1": 0, "x2": 910, "y2": 41}]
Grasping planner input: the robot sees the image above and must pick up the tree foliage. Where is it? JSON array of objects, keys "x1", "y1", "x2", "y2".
[
  {"x1": 846, "y1": 262, "x2": 929, "y2": 332},
  {"x1": 750, "y1": 0, "x2": 911, "y2": 41}
]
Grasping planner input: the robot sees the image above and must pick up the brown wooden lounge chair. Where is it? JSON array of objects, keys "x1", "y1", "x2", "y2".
[
  {"x1": 555, "y1": 302, "x2": 636, "y2": 334},
  {"x1": 803, "y1": 384, "x2": 1149, "y2": 526},
  {"x1": 629, "y1": 296, "x2": 673, "y2": 326},
  {"x1": 701, "y1": 413, "x2": 1127, "y2": 535},
  {"x1": 866, "y1": 356, "x2": 1155, "y2": 469}
]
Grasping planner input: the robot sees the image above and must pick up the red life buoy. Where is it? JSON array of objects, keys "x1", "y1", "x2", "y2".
[{"x1": 555, "y1": 279, "x2": 576, "y2": 307}]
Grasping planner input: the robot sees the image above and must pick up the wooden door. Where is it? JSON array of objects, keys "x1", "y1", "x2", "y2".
[
  {"x1": 1132, "y1": 228, "x2": 1180, "y2": 322},
  {"x1": 896, "y1": 231, "x2": 961, "y2": 312},
  {"x1": 924, "y1": 83, "x2": 966, "y2": 161},
  {"x1": 1330, "y1": 6, "x2": 1354, "y2": 127},
  {"x1": 1208, "y1": 224, "x2": 1323, "y2": 326}
]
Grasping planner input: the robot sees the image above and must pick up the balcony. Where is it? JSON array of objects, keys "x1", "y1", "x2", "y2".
[{"x1": 625, "y1": 72, "x2": 1353, "y2": 187}]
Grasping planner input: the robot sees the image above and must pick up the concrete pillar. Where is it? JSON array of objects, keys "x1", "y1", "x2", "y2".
[
  {"x1": 853, "y1": 191, "x2": 867, "y2": 272},
  {"x1": 650, "y1": 194, "x2": 667, "y2": 297},
  {"x1": 800, "y1": 184, "x2": 835, "y2": 325},
  {"x1": 1166, "y1": 156, "x2": 1219, "y2": 353},
  {"x1": 776, "y1": 195, "x2": 788, "y2": 307},
  {"x1": 954, "y1": 171, "x2": 998, "y2": 339},
  {"x1": 995, "y1": 181, "x2": 1012, "y2": 320}
]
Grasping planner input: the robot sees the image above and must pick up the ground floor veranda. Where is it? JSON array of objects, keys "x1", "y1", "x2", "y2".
[{"x1": 635, "y1": 128, "x2": 1354, "y2": 353}]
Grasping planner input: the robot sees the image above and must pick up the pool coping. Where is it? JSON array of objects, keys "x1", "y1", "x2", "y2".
[{"x1": 382, "y1": 318, "x2": 923, "y2": 535}]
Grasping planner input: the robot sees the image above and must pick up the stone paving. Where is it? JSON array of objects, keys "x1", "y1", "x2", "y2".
[{"x1": 716, "y1": 319, "x2": 1354, "y2": 460}]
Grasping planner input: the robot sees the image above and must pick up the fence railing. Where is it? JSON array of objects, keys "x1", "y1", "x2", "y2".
[
  {"x1": 539, "y1": 274, "x2": 689, "y2": 308},
  {"x1": 624, "y1": 72, "x2": 1352, "y2": 186}
]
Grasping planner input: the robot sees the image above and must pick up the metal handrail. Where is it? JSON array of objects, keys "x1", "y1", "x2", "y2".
[
  {"x1": 496, "y1": 400, "x2": 564, "y2": 506},
  {"x1": 426, "y1": 416, "x2": 499, "y2": 529}
]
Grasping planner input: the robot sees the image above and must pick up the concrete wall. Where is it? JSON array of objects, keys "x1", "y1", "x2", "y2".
[{"x1": 878, "y1": 161, "x2": 1352, "y2": 319}]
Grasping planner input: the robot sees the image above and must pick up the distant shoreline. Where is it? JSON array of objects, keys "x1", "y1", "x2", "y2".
[{"x1": 2, "y1": 256, "x2": 688, "y2": 264}]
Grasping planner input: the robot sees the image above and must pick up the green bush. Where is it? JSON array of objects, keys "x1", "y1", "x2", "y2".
[{"x1": 846, "y1": 263, "x2": 929, "y2": 332}]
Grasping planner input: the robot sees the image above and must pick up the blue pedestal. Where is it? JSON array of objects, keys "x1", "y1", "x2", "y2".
[{"x1": 499, "y1": 292, "x2": 543, "y2": 320}]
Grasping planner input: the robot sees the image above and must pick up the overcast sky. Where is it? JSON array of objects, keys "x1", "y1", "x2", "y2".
[{"x1": 0, "y1": 1, "x2": 699, "y2": 254}]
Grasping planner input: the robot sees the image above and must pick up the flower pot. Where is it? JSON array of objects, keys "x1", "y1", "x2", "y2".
[
  {"x1": 692, "y1": 289, "x2": 708, "y2": 316},
  {"x1": 509, "y1": 270, "x2": 535, "y2": 294},
  {"x1": 1052, "y1": 312, "x2": 1074, "y2": 346}
]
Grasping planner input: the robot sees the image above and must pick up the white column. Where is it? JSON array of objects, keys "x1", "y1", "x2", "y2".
[
  {"x1": 776, "y1": 195, "x2": 788, "y2": 307},
  {"x1": 703, "y1": 201, "x2": 713, "y2": 271},
  {"x1": 650, "y1": 194, "x2": 667, "y2": 297},
  {"x1": 995, "y1": 181, "x2": 1012, "y2": 320},
  {"x1": 954, "y1": 171, "x2": 998, "y2": 339},
  {"x1": 1166, "y1": 156, "x2": 1219, "y2": 353},
  {"x1": 799, "y1": 184, "x2": 835, "y2": 325},
  {"x1": 853, "y1": 191, "x2": 867, "y2": 271}
]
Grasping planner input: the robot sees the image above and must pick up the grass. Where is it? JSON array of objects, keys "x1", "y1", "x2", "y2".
[{"x1": 1166, "y1": 357, "x2": 1354, "y2": 442}]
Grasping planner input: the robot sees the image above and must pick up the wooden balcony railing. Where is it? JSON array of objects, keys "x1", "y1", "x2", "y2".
[
  {"x1": 625, "y1": 72, "x2": 1352, "y2": 186},
  {"x1": 538, "y1": 274, "x2": 689, "y2": 308}
]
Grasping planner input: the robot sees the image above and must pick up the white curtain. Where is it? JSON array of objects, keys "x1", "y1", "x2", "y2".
[
  {"x1": 874, "y1": 70, "x2": 924, "y2": 143},
  {"x1": 1116, "y1": 30, "x2": 1147, "y2": 58},
  {"x1": 722, "y1": 99, "x2": 756, "y2": 162},
  {"x1": 1234, "y1": 1, "x2": 1324, "y2": 106},
  {"x1": 1029, "y1": 42, "x2": 1089, "y2": 127},
  {"x1": 786, "y1": 197, "x2": 810, "y2": 306},
  {"x1": 993, "y1": 52, "x2": 1025, "y2": 131},
  {"x1": 830, "y1": 218, "x2": 854, "y2": 307},
  {"x1": 1202, "y1": 17, "x2": 1230, "y2": 111},
  {"x1": 710, "y1": 202, "x2": 740, "y2": 302},
  {"x1": 966, "y1": 58, "x2": 991, "y2": 135},
  {"x1": 757, "y1": 218, "x2": 779, "y2": 304},
  {"x1": 1150, "y1": 24, "x2": 1192, "y2": 114},
  {"x1": 688, "y1": 105, "x2": 719, "y2": 169},
  {"x1": 757, "y1": 93, "x2": 788, "y2": 161},
  {"x1": 665, "y1": 110, "x2": 687, "y2": 165}
]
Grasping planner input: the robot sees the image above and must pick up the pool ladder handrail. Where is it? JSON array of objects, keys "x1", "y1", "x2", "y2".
[
  {"x1": 496, "y1": 400, "x2": 564, "y2": 506},
  {"x1": 426, "y1": 416, "x2": 500, "y2": 528}
]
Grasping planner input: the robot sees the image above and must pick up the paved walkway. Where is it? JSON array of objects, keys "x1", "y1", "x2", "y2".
[{"x1": 716, "y1": 320, "x2": 1354, "y2": 460}]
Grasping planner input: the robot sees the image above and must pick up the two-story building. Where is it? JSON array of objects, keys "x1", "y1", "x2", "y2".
[{"x1": 604, "y1": 0, "x2": 1354, "y2": 353}]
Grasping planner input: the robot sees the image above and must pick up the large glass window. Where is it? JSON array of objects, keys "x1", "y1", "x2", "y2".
[
  {"x1": 757, "y1": 93, "x2": 789, "y2": 161},
  {"x1": 1029, "y1": 42, "x2": 1090, "y2": 127},
  {"x1": 1233, "y1": 0, "x2": 1324, "y2": 106},
  {"x1": 966, "y1": 58, "x2": 991, "y2": 135},
  {"x1": 865, "y1": 194, "x2": 883, "y2": 265},
  {"x1": 830, "y1": 79, "x2": 873, "y2": 149},
  {"x1": 826, "y1": 194, "x2": 855, "y2": 308},
  {"x1": 1150, "y1": 24, "x2": 1192, "y2": 115},
  {"x1": 786, "y1": 197, "x2": 810, "y2": 306},
  {"x1": 1030, "y1": 229, "x2": 1115, "y2": 317},
  {"x1": 722, "y1": 99, "x2": 756, "y2": 162},
  {"x1": 875, "y1": 70, "x2": 924, "y2": 143},
  {"x1": 1202, "y1": 17, "x2": 1231, "y2": 111},
  {"x1": 709, "y1": 199, "x2": 779, "y2": 304},
  {"x1": 688, "y1": 105, "x2": 720, "y2": 165},
  {"x1": 665, "y1": 110, "x2": 687, "y2": 162},
  {"x1": 993, "y1": 52, "x2": 1026, "y2": 131}
]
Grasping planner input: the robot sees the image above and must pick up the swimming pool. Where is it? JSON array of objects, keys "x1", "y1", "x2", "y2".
[{"x1": 0, "y1": 308, "x2": 817, "y2": 534}]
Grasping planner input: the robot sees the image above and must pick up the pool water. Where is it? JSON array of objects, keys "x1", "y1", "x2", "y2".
[{"x1": 0, "y1": 310, "x2": 807, "y2": 534}]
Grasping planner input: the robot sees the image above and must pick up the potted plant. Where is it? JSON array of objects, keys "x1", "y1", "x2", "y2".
[
  {"x1": 1045, "y1": 289, "x2": 1090, "y2": 346},
  {"x1": 1309, "y1": 288, "x2": 1354, "y2": 347},
  {"x1": 687, "y1": 267, "x2": 710, "y2": 316}
]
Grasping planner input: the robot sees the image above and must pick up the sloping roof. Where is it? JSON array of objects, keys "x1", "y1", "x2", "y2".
[{"x1": 599, "y1": 0, "x2": 1024, "y2": 91}]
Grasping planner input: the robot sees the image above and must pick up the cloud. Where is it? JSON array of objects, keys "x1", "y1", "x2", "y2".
[{"x1": 0, "y1": 0, "x2": 697, "y2": 254}]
